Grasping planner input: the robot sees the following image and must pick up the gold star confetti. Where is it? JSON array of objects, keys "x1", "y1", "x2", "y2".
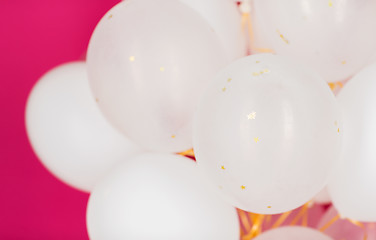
[
  {"x1": 247, "y1": 112, "x2": 256, "y2": 120},
  {"x1": 329, "y1": 0, "x2": 333, "y2": 7},
  {"x1": 160, "y1": 67, "x2": 165, "y2": 72},
  {"x1": 227, "y1": 78, "x2": 232, "y2": 83},
  {"x1": 277, "y1": 30, "x2": 289, "y2": 44},
  {"x1": 254, "y1": 137, "x2": 259, "y2": 143},
  {"x1": 222, "y1": 87, "x2": 227, "y2": 92},
  {"x1": 129, "y1": 56, "x2": 135, "y2": 62},
  {"x1": 241, "y1": 185, "x2": 246, "y2": 190},
  {"x1": 221, "y1": 165, "x2": 226, "y2": 170},
  {"x1": 171, "y1": 135, "x2": 176, "y2": 138},
  {"x1": 341, "y1": 60, "x2": 347, "y2": 65},
  {"x1": 108, "y1": 14, "x2": 113, "y2": 19}
]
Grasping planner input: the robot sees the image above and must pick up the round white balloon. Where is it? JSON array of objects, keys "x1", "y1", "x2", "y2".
[
  {"x1": 178, "y1": 0, "x2": 246, "y2": 62},
  {"x1": 26, "y1": 62, "x2": 142, "y2": 192},
  {"x1": 87, "y1": 0, "x2": 227, "y2": 153},
  {"x1": 250, "y1": 0, "x2": 376, "y2": 83},
  {"x1": 329, "y1": 62, "x2": 376, "y2": 222},
  {"x1": 194, "y1": 54, "x2": 341, "y2": 214},
  {"x1": 253, "y1": 226, "x2": 333, "y2": 240},
  {"x1": 87, "y1": 153, "x2": 239, "y2": 240}
]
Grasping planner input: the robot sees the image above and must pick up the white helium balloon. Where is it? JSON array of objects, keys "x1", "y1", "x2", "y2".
[
  {"x1": 250, "y1": 0, "x2": 376, "y2": 83},
  {"x1": 329, "y1": 62, "x2": 376, "y2": 222},
  {"x1": 26, "y1": 62, "x2": 142, "y2": 192},
  {"x1": 87, "y1": 153, "x2": 239, "y2": 240},
  {"x1": 178, "y1": 0, "x2": 246, "y2": 61},
  {"x1": 194, "y1": 54, "x2": 341, "y2": 214},
  {"x1": 87, "y1": 0, "x2": 227, "y2": 153},
  {"x1": 253, "y1": 226, "x2": 333, "y2": 240}
]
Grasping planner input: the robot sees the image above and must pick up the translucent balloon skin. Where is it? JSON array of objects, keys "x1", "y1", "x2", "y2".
[
  {"x1": 25, "y1": 62, "x2": 142, "y2": 192},
  {"x1": 194, "y1": 54, "x2": 341, "y2": 214},
  {"x1": 253, "y1": 226, "x2": 333, "y2": 240},
  {"x1": 329, "y1": 62, "x2": 376, "y2": 222},
  {"x1": 87, "y1": 0, "x2": 227, "y2": 153},
  {"x1": 87, "y1": 153, "x2": 240, "y2": 240},
  {"x1": 250, "y1": 0, "x2": 376, "y2": 83},
  {"x1": 178, "y1": 0, "x2": 246, "y2": 62}
]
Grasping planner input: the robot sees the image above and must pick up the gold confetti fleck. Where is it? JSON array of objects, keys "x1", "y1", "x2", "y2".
[
  {"x1": 95, "y1": 98, "x2": 99, "y2": 102},
  {"x1": 267, "y1": 206, "x2": 272, "y2": 209},
  {"x1": 334, "y1": 121, "x2": 338, "y2": 126},
  {"x1": 338, "y1": 128, "x2": 340, "y2": 133},
  {"x1": 129, "y1": 56, "x2": 135, "y2": 62},
  {"x1": 256, "y1": 61, "x2": 260, "y2": 63},
  {"x1": 221, "y1": 165, "x2": 226, "y2": 170},
  {"x1": 227, "y1": 78, "x2": 232, "y2": 83},
  {"x1": 329, "y1": 0, "x2": 333, "y2": 7},
  {"x1": 341, "y1": 60, "x2": 347, "y2": 65},
  {"x1": 160, "y1": 67, "x2": 165, "y2": 72},
  {"x1": 219, "y1": 185, "x2": 223, "y2": 189},
  {"x1": 247, "y1": 112, "x2": 256, "y2": 120},
  {"x1": 171, "y1": 135, "x2": 176, "y2": 138},
  {"x1": 277, "y1": 30, "x2": 289, "y2": 44},
  {"x1": 108, "y1": 14, "x2": 113, "y2": 19},
  {"x1": 252, "y1": 72, "x2": 260, "y2": 76},
  {"x1": 241, "y1": 185, "x2": 246, "y2": 190},
  {"x1": 222, "y1": 87, "x2": 227, "y2": 92},
  {"x1": 254, "y1": 137, "x2": 259, "y2": 143},
  {"x1": 263, "y1": 68, "x2": 270, "y2": 73}
]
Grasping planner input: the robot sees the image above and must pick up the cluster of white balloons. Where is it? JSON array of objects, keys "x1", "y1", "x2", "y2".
[{"x1": 25, "y1": 0, "x2": 376, "y2": 239}]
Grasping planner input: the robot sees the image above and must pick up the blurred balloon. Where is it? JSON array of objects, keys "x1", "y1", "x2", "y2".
[
  {"x1": 250, "y1": 0, "x2": 376, "y2": 83},
  {"x1": 329, "y1": 62, "x2": 376, "y2": 222},
  {"x1": 253, "y1": 226, "x2": 333, "y2": 240},
  {"x1": 87, "y1": 153, "x2": 239, "y2": 240},
  {"x1": 26, "y1": 62, "x2": 142, "y2": 192},
  {"x1": 194, "y1": 54, "x2": 341, "y2": 214},
  {"x1": 87, "y1": 0, "x2": 227, "y2": 153},
  {"x1": 313, "y1": 187, "x2": 331, "y2": 205},
  {"x1": 178, "y1": 0, "x2": 246, "y2": 61},
  {"x1": 317, "y1": 206, "x2": 375, "y2": 240}
]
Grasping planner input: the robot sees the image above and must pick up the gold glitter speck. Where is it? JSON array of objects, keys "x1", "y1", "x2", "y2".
[
  {"x1": 342, "y1": 60, "x2": 346, "y2": 65},
  {"x1": 256, "y1": 61, "x2": 260, "y2": 63},
  {"x1": 252, "y1": 72, "x2": 260, "y2": 76},
  {"x1": 171, "y1": 135, "x2": 176, "y2": 138},
  {"x1": 129, "y1": 56, "x2": 135, "y2": 62},
  {"x1": 241, "y1": 185, "x2": 246, "y2": 190},
  {"x1": 221, "y1": 165, "x2": 226, "y2": 170},
  {"x1": 254, "y1": 137, "x2": 259, "y2": 143},
  {"x1": 338, "y1": 128, "x2": 340, "y2": 133},
  {"x1": 222, "y1": 87, "x2": 227, "y2": 92},
  {"x1": 160, "y1": 67, "x2": 165, "y2": 72},
  {"x1": 95, "y1": 98, "x2": 99, "y2": 102},
  {"x1": 277, "y1": 30, "x2": 289, "y2": 44},
  {"x1": 247, "y1": 112, "x2": 256, "y2": 120},
  {"x1": 329, "y1": 0, "x2": 333, "y2": 7},
  {"x1": 108, "y1": 14, "x2": 113, "y2": 19},
  {"x1": 227, "y1": 78, "x2": 232, "y2": 83},
  {"x1": 267, "y1": 206, "x2": 272, "y2": 208}
]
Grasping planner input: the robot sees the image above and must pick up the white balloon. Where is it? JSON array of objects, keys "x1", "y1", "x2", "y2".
[
  {"x1": 250, "y1": 0, "x2": 376, "y2": 83},
  {"x1": 87, "y1": 153, "x2": 239, "y2": 240},
  {"x1": 178, "y1": 0, "x2": 246, "y2": 61},
  {"x1": 26, "y1": 62, "x2": 142, "y2": 192},
  {"x1": 253, "y1": 226, "x2": 333, "y2": 240},
  {"x1": 329, "y1": 62, "x2": 376, "y2": 222},
  {"x1": 194, "y1": 54, "x2": 341, "y2": 214},
  {"x1": 87, "y1": 0, "x2": 227, "y2": 153}
]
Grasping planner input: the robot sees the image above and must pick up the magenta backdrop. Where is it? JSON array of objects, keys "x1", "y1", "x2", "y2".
[{"x1": 0, "y1": 1, "x2": 119, "y2": 239}]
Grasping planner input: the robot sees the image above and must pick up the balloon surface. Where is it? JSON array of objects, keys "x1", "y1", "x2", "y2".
[
  {"x1": 250, "y1": 0, "x2": 376, "y2": 83},
  {"x1": 178, "y1": 0, "x2": 246, "y2": 61},
  {"x1": 317, "y1": 206, "x2": 376, "y2": 240},
  {"x1": 87, "y1": 153, "x2": 240, "y2": 240},
  {"x1": 329, "y1": 62, "x2": 376, "y2": 222},
  {"x1": 87, "y1": 0, "x2": 227, "y2": 153},
  {"x1": 26, "y1": 62, "x2": 142, "y2": 192},
  {"x1": 194, "y1": 54, "x2": 341, "y2": 214},
  {"x1": 253, "y1": 226, "x2": 333, "y2": 240}
]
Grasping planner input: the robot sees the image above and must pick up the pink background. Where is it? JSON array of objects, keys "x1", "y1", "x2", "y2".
[{"x1": 0, "y1": 1, "x2": 119, "y2": 239}]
